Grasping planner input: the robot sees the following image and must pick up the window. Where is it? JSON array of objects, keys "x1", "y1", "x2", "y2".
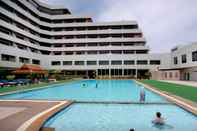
[
  {"x1": 51, "y1": 61, "x2": 61, "y2": 66},
  {"x1": 15, "y1": 34, "x2": 25, "y2": 40},
  {"x1": 0, "y1": 14, "x2": 11, "y2": 23},
  {"x1": 165, "y1": 72, "x2": 167, "y2": 78},
  {"x1": 111, "y1": 50, "x2": 122, "y2": 54},
  {"x1": 32, "y1": 59, "x2": 40, "y2": 65},
  {"x1": 65, "y1": 52, "x2": 74, "y2": 55},
  {"x1": 111, "y1": 43, "x2": 121, "y2": 46},
  {"x1": 99, "y1": 61, "x2": 109, "y2": 65},
  {"x1": 150, "y1": 60, "x2": 160, "y2": 65},
  {"x1": 192, "y1": 51, "x2": 197, "y2": 61},
  {"x1": 87, "y1": 51, "x2": 97, "y2": 55},
  {"x1": 53, "y1": 52, "x2": 62, "y2": 55},
  {"x1": 0, "y1": 27, "x2": 11, "y2": 35},
  {"x1": 76, "y1": 43, "x2": 86, "y2": 47},
  {"x1": 87, "y1": 61, "x2": 97, "y2": 65},
  {"x1": 88, "y1": 43, "x2": 97, "y2": 46},
  {"x1": 136, "y1": 50, "x2": 148, "y2": 54},
  {"x1": 137, "y1": 60, "x2": 148, "y2": 65},
  {"x1": 169, "y1": 72, "x2": 173, "y2": 78},
  {"x1": 74, "y1": 61, "x2": 84, "y2": 65},
  {"x1": 175, "y1": 72, "x2": 178, "y2": 78},
  {"x1": 0, "y1": 38, "x2": 13, "y2": 46},
  {"x1": 111, "y1": 60, "x2": 122, "y2": 65},
  {"x1": 99, "y1": 43, "x2": 109, "y2": 46},
  {"x1": 99, "y1": 50, "x2": 110, "y2": 54},
  {"x1": 19, "y1": 57, "x2": 29, "y2": 64},
  {"x1": 124, "y1": 60, "x2": 135, "y2": 65},
  {"x1": 181, "y1": 54, "x2": 187, "y2": 63},
  {"x1": 123, "y1": 50, "x2": 134, "y2": 54},
  {"x1": 1, "y1": 54, "x2": 16, "y2": 62},
  {"x1": 63, "y1": 61, "x2": 72, "y2": 65},
  {"x1": 65, "y1": 44, "x2": 74, "y2": 47},
  {"x1": 174, "y1": 57, "x2": 178, "y2": 64},
  {"x1": 76, "y1": 51, "x2": 85, "y2": 55}
]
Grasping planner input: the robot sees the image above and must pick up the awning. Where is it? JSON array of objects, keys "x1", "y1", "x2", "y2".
[{"x1": 12, "y1": 64, "x2": 47, "y2": 74}]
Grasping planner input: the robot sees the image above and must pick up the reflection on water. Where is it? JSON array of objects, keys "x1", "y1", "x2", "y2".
[{"x1": 152, "y1": 123, "x2": 174, "y2": 130}]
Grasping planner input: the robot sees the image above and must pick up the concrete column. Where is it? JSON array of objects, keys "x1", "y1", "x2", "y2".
[
  {"x1": 135, "y1": 69, "x2": 138, "y2": 79},
  {"x1": 96, "y1": 69, "x2": 98, "y2": 78},
  {"x1": 109, "y1": 68, "x2": 111, "y2": 79}
]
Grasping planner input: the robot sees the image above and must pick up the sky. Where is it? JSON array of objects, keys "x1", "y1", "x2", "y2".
[{"x1": 41, "y1": 0, "x2": 197, "y2": 53}]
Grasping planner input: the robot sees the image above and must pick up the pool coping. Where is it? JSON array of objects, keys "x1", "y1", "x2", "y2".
[
  {"x1": 0, "y1": 100, "x2": 69, "y2": 131},
  {"x1": 135, "y1": 80, "x2": 197, "y2": 115},
  {"x1": 15, "y1": 100, "x2": 73, "y2": 131}
]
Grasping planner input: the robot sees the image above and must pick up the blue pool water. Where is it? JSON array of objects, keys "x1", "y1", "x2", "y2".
[
  {"x1": 44, "y1": 104, "x2": 197, "y2": 131},
  {"x1": 1, "y1": 80, "x2": 196, "y2": 130},
  {"x1": 0, "y1": 80, "x2": 167, "y2": 102}
]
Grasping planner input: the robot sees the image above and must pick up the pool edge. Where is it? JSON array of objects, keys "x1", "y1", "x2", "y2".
[
  {"x1": 135, "y1": 80, "x2": 197, "y2": 116},
  {"x1": 16, "y1": 100, "x2": 73, "y2": 131}
]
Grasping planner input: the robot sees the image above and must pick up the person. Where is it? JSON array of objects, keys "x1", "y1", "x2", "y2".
[
  {"x1": 152, "y1": 112, "x2": 165, "y2": 125},
  {"x1": 140, "y1": 87, "x2": 145, "y2": 102},
  {"x1": 129, "y1": 128, "x2": 135, "y2": 131},
  {"x1": 82, "y1": 83, "x2": 86, "y2": 88},
  {"x1": 95, "y1": 83, "x2": 98, "y2": 88}
]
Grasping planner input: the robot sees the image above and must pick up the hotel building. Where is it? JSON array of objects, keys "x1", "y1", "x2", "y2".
[{"x1": 0, "y1": 0, "x2": 197, "y2": 80}]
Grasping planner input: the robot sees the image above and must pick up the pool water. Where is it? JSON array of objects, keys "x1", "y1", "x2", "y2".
[
  {"x1": 44, "y1": 103, "x2": 197, "y2": 131},
  {"x1": 0, "y1": 80, "x2": 167, "y2": 102},
  {"x1": 1, "y1": 80, "x2": 196, "y2": 130}
]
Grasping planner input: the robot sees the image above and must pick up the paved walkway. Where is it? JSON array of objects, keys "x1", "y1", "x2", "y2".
[
  {"x1": 0, "y1": 100, "x2": 70, "y2": 131},
  {"x1": 160, "y1": 80, "x2": 197, "y2": 87}
]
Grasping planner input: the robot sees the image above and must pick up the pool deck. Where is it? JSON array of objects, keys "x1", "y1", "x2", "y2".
[
  {"x1": 0, "y1": 100, "x2": 72, "y2": 131},
  {"x1": 160, "y1": 80, "x2": 197, "y2": 87},
  {"x1": 136, "y1": 80, "x2": 197, "y2": 115}
]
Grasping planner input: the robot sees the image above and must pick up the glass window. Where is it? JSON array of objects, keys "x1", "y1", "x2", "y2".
[
  {"x1": 51, "y1": 61, "x2": 61, "y2": 66},
  {"x1": 19, "y1": 57, "x2": 30, "y2": 64},
  {"x1": 181, "y1": 54, "x2": 187, "y2": 63},
  {"x1": 32, "y1": 59, "x2": 40, "y2": 65},
  {"x1": 174, "y1": 57, "x2": 178, "y2": 64},
  {"x1": 169, "y1": 72, "x2": 173, "y2": 78},
  {"x1": 137, "y1": 60, "x2": 148, "y2": 65},
  {"x1": 111, "y1": 60, "x2": 122, "y2": 65},
  {"x1": 192, "y1": 51, "x2": 197, "y2": 61},
  {"x1": 63, "y1": 61, "x2": 72, "y2": 65},
  {"x1": 99, "y1": 61, "x2": 109, "y2": 65},
  {"x1": 1, "y1": 54, "x2": 16, "y2": 62},
  {"x1": 150, "y1": 60, "x2": 160, "y2": 65},
  {"x1": 87, "y1": 61, "x2": 97, "y2": 65},
  {"x1": 99, "y1": 50, "x2": 110, "y2": 54},
  {"x1": 74, "y1": 61, "x2": 84, "y2": 65},
  {"x1": 124, "y1": 60, "x2": 135, "y2": 65}
]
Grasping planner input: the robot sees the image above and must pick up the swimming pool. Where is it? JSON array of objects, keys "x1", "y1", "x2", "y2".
[
  {"x1": 43, "y1": 103, "x2": 197, "y2": 131},
  {"x1": 1, "y1": 80, "x2": 196, "y2": 130},
  {"x1": 0, "y1": 80, "x2": 167, "y2": 102}
]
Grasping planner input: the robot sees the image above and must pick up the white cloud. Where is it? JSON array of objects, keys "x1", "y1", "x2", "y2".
[{"x1": 97, "y1": 0, "x2": 197, "y2": 53}]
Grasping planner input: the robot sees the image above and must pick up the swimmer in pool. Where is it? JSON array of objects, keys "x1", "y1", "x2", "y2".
[{"x1": 152, "y1": 112, "x2": 165, "y2": 125}]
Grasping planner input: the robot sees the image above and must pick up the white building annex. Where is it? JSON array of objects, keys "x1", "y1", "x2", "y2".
[{"x1": 0, "y1": 0, "x2": 197, "y2": 80}]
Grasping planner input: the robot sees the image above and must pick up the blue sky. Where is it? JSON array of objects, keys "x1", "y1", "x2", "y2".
[{"x1": 41, "y1": 0, "x2": 197, "y2": 53}]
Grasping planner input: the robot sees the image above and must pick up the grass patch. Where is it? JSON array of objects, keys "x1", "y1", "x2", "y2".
[
  {"x1": 0, "y1": 79, "x2": 76, "y2": 94},
  {"x1": 140, "y1": 80, "x2": 197, "y2": 103}
]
